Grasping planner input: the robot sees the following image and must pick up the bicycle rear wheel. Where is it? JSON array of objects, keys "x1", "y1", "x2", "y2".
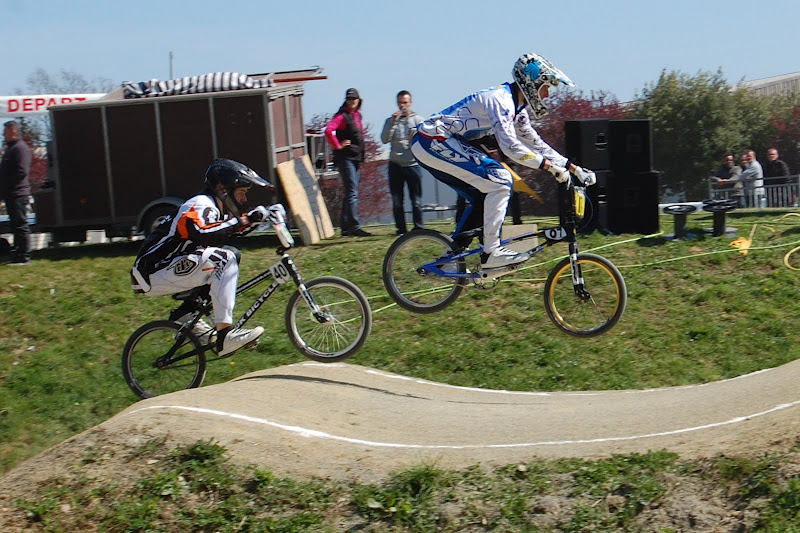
[
  {"x1": 121, "y1": 320, "x2": 207, "y2": 399},
  {"x1": 285, "y1": 276, "x2": 372, "y2": 362},
  {"x1": 543, "y1": 253, "x2": 627, "y2": 337},
  {"x1": 382, "y1": 229, "x2": 467, "y2": 313}
]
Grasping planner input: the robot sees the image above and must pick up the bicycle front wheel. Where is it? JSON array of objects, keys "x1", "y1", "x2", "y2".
[
  {"x1": 543, "y1": 253, "x2": 627, "y2": 337},
  {"x1": 121, "y1": 320, "x2": 207, "y2": 399},
  {"x1": 382, "y1": 229, "x2": 467, "y2": 313},
  {"x1": 285, "y1": 276, "x2": 372, "y2": 362}
]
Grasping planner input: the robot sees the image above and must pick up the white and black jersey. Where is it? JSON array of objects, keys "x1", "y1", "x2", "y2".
[{"x1": 131, "y1": 193, "x2": 249, "y2": 291}]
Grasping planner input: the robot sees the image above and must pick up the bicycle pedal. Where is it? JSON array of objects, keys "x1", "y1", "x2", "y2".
[
  {"x1": 243, "y1": 338, "x2": 260, "y2": 350},
  {"x1": 479, "y1": 264, "x2": 519, "y2": 276}
]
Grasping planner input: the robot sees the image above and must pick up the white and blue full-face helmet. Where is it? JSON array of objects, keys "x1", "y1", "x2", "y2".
[{"x1": 512, "y1": 52, "x2": 574, "y2": 119}]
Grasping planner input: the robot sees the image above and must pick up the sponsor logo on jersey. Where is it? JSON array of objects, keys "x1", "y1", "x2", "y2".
[
  {"x1": 171, "y1": 257, "x2": 199, "y2": 276},
  {"x1": 430, "y1": 139, "x2": 468, "y2": 163}
]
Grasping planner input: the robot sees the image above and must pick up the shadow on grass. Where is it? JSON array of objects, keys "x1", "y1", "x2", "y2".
[{"x1": 25, "y1": 234, "x2": 286, "y2": 262}]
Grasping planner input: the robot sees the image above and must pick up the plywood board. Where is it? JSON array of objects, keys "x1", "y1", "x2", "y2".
[
  {"x1": 501, "y1": 223, "x2": 538, "y2": 253},
  {"x1": 276, "y1": 156, "x2": 335, "y2": 244}
]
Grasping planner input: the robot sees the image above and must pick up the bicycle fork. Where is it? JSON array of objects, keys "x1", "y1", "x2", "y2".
[
  {"x1": 568, "y1": 242, "x2": 591, "y2": 302},
  {"x1": 278, "y1": 255, "x2": 331, "y2": 324}
]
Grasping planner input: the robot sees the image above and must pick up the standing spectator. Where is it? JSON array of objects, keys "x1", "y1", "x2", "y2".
[
  {"x1": 717, "y1": 156, "x2": 745, "y2": 207},
  {"x1": 747, "y1": 149, "x2": 765, "y2": 207},
  {"x1": 325, "y1": 88, "x2": 371, "y2": 237},
  {"x1": 381, "y1": 90, "x2": 424, "y2": 236},
  {"x1": 0, "y1": 121, "x2": 32, "y2": 266},
  {"x1": 710, "y1": 154, "x2": 735, "y2": 185},
  {"x1": 764, "y1": 147, "x2": 790, "y2": 184},
  {"x1": 740, "y1": 150, "x2": 764, "y2": 207}
]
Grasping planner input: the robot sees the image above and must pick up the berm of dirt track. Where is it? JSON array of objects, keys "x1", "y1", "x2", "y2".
[{"x1": 3, "y1": 358, "x2": 799, "y2": 489}]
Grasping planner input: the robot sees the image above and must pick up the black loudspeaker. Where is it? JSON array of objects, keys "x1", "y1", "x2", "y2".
[
  {"x1": 606, "y1": 171, "x2": 659, "y2": 234},
  {"x1": 608, "y1": 120, "x2": 653, "y2": 173},
  {"x1": 565, "y1": 119, "x2": 610, "y2": 170}
]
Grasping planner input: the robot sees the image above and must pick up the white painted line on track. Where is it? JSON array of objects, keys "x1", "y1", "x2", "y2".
[
  {"x1": 290, "y1": 362, "x2": 780, "y2": 397},
  {"x1": 124, "y1": 399, "x2": 800, "y2": 450}
]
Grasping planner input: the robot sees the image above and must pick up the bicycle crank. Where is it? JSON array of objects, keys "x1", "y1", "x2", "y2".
[{"x1": 472, "y1": 265, "x2": 518, "y2": 289}]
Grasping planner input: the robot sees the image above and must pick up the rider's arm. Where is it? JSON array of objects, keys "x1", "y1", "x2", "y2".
[
  {"x1": 486, "y1": 96, "x2": 571, "y2": 173},
  {"x1": 178, "y1": 202, "x2": 247, "y2": 247},
  {"x1": 513, "y1": 109, "x2": 572, "y2": 171}
]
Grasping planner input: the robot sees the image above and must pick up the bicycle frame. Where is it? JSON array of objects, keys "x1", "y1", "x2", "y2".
[
  {"x1": 231, "y1": 253, "x2": 328, "y2": 330},
  {"x1": 422, "y1": 183, "x2": 588, "y2": 287},
  {"x1": 161, "y1": 251, "x2": 325, "y2": 366}
]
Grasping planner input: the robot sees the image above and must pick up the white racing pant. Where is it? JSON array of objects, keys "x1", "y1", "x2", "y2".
[
  {"x1": 134, "y1": 247, "x2": 239, "y2": 325},
  {"x1": 412, "y1": 134, "x2": 512, "y2": 253}
]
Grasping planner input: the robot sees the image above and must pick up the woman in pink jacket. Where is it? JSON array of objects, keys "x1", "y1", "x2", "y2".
[{"x1": 325, "y1": 88, "x2": 371, "y2": 237}]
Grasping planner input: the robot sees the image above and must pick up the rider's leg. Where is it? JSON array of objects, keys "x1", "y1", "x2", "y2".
[
  {"x1": 141, "y1": 247, "x2": 263, "y2": 354},
  {"x1": 200, "y1": 247, "x2": 264, "y2": 356},
  {"x1": 412, "y1": 134, "x2": 513, "y2": 254}
]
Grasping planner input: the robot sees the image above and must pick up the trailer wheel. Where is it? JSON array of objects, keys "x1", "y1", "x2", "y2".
[{"x1": 142, "y1": 205, "x2": 178, "y2": 235}]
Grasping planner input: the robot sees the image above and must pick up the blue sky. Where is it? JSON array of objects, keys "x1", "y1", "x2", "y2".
[{"x1": 4, "y1": 0, "x2": 799, "y2": 136}]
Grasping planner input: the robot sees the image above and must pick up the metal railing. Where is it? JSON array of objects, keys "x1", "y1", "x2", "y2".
[{"x1": 708, "y1": 174, "x2": 799, "y2": 208}]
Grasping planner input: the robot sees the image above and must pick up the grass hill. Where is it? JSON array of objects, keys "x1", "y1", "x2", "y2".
[{"x1": 1, "y1": 209, "x2": 800, "y2": 530}]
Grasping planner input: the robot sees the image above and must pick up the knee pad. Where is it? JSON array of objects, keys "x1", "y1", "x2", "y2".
[{"x1": 222, "y1": 245, "x2": 241, "y2": 264}]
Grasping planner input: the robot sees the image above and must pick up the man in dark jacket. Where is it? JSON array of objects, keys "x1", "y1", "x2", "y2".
[
  {"x1": 764, "y1": 147, "x2": 791, "y2": 184},
  {"x1": 0, "y1": 121, "x2": 32, "y2": 265}
]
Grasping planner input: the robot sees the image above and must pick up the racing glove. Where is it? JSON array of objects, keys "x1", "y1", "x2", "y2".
[
  {"x1": 266, "y1": 204, "x2": 286, "y2": 225},
  {"x1": 547, "y1": 163, "x2": 570, "y2": 183},
  {"x1": 573, "y1": 166, "x2": 597, "y2": 186},
  {"x1": 247, "y1": 205, "x2": 269, "y2": 222}
]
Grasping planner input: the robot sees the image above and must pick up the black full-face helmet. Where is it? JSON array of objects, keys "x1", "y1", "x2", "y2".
[{"x1": 204, "y1": 158, "x2": 269, "y2": 215}]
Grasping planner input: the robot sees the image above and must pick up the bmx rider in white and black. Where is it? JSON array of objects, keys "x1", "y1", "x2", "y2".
[{"x1": 130, "y1": 158, "x2": 285, "y2": 357}]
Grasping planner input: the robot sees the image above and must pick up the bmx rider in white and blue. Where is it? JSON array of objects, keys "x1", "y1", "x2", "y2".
[{"x1": 411, "y1": 52, "x2": 597, "y2": 269}]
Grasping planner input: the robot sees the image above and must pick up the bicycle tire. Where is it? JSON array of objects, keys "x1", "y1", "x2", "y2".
[
  {"x1": 382, "y1": 229, "x2": 467, "y2": 314},
  {"x1": 285, "y1": 276, "x2": 372, "y2": 362},
  {"x1": 121, "y1": 320, "x2": 207, "y2": 399},
  {"x1": 543, "y1": 253, "x2": 627, "y2": 337}
]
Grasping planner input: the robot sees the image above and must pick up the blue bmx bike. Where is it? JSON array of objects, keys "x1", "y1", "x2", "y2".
[{"x1": 382, "y1": 177, "x2": 626, "y2": 337}]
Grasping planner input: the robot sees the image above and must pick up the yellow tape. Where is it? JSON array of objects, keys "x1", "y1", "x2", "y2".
[{"x1": 503, "y1": 162, "x2": 543, "y2": 204}]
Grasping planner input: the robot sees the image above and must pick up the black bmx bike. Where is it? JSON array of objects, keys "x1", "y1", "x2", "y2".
[
  {"x1": 122, "y1": 221, "x2": 372, "y2": 399},
  {"x1": 382, "y1": 176, "x2": 626, "y2": 337}
]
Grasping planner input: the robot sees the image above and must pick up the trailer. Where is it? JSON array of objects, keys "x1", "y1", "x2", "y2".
[{"x1": 33, "y1": 68, "x2": 325, "y2": 244}]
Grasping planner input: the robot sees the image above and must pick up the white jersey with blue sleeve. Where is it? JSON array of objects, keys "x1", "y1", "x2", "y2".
[{"x1": 416, "y1": 82, "x2": 568, "y2": 169}]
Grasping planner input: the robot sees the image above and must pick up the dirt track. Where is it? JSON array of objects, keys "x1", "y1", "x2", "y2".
[{"x1": 5, "y1": 358, "x2": 798, "y2": 488}]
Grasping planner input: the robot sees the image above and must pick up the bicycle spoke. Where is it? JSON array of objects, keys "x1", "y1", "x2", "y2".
[
  {"x1": 286, "y1": 277, "x2": 372, "y2": 362},
  {"x1": 122, "y1": 321, "x2": 206, "y2": 399},
  {"x1": 544, "y1": 254, "x2": 626, "y2": 337},
  {"x1": 382, "y1": 230, "x2": 467, "y2": 313}
]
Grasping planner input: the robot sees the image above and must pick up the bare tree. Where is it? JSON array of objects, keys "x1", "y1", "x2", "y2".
[
  {"x1": 21, "y1": 67, "x2": 115, "y2": 96},
  {"x1": 15, "y1": 68, "x2": 115, "y2": 143},
  {"x1": 307, "y1": 113, "x2": 389, "y2": 224}
]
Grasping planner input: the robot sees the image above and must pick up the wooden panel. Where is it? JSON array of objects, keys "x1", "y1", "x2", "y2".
[
  {"x1": 213, "y1": 95, "x2": 270, "y2": 176},
  {"x1": 52, "y1": 108, "x2": 110, "y2": 221},
  {"x1": 270, "y1": 97, "x2": 288, "y2": 150},
  {"x1": 289, "y1": 94, "x2": 305, "y2": 145},
  {"x1": 159, "y1": 99, "x2": 214, "y2": 199},
  {"x1": 32, "y1": 189, "x2": 56, "y2": 226},
  {"x1": 276, "y1": 156, "x2": 334, "y2": 244},
  {"x1": 106, "y1": 103, "x2": 161, "y2": 217}
]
